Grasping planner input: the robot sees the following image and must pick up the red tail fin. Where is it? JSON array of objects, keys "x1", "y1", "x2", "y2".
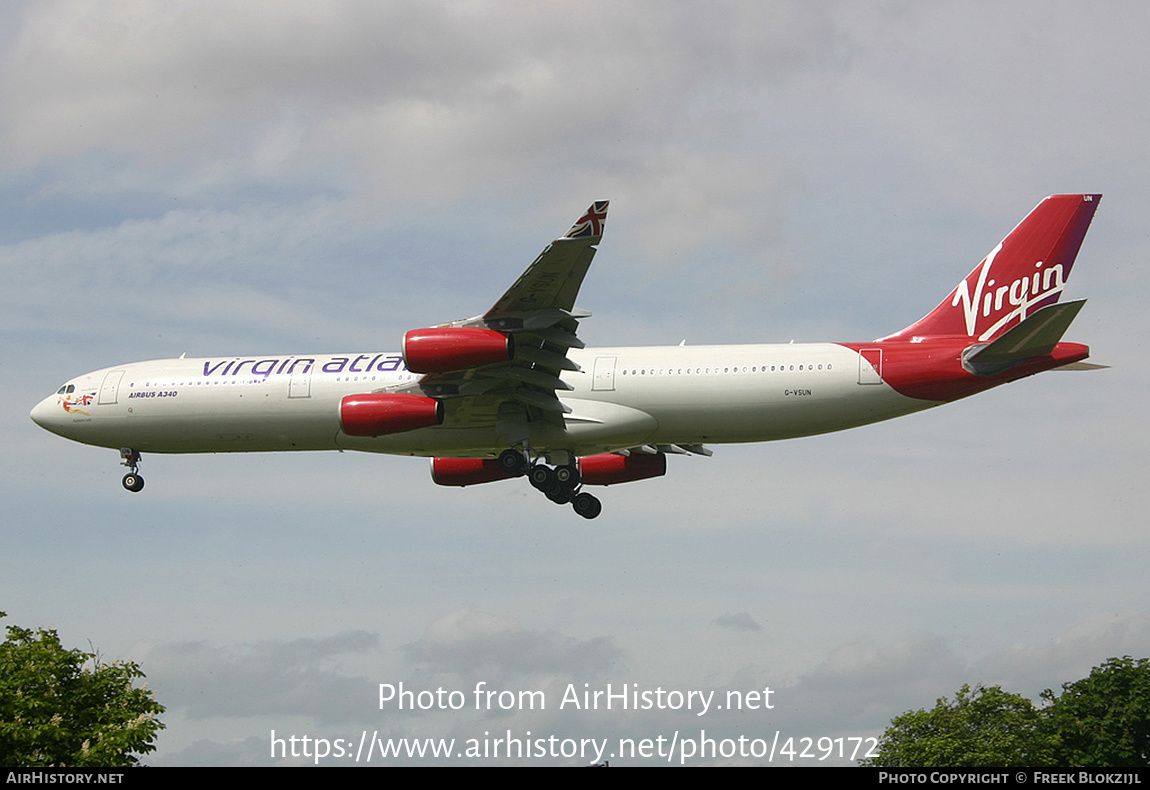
[{"x1": 884, "y1": 194, "x2": 1101, "y2": 342}]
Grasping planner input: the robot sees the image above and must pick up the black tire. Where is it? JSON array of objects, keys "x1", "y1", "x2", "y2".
[
  {"x1": 528, "y1": 465, "x2": 559, "y2": 494},
  {"x1": 122, "y1": 473, "x2": 144, "y2": 493},
  {"x1": 546, "y1": 488, "x2": 573, "y2": 505},
  {"x1": 498, "y1": 449, "x2": 527, "y2": 477},
  {"x1": 555, "y1": 464, "x2": 580, "y2": 488},
  {"x1": 572, "y1": 492, "x2": 602, "y2": 519}
]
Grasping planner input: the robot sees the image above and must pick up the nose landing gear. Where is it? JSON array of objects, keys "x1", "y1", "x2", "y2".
[{"x1": 120, "y1": 448, "x2": 144, "y2": 492}]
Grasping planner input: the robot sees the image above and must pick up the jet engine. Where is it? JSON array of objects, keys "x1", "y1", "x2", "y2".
[
  {"x1": 432, "y1": 452, "x2": 668, "y2": 487},
  {"x1": 430, "y1": 457, "x2": 515, "y2": 487},
  {"x1": 340, "y1": 393, "x2": 443, "y2": 437},
  {"x1": 578, "y1": 452, "x2": 666, "y2": 485},
  {"x1": 402, "y1": 327, "x2": 513, "y2": 373}
]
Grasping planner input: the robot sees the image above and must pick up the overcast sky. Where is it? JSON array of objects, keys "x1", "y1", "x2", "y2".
[{"x1": 5, "y1": 0, "x2": 1150, "y2": 766}]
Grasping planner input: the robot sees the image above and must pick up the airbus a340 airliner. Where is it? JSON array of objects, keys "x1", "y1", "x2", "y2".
[{"x1": 32, "y1": 194, "x2": 1101, "y2": 518}]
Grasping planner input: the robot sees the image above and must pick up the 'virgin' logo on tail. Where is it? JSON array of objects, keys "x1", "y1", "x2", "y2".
[{"x1": 951, "y1": 244, "x2": 1065, "y2": 340}]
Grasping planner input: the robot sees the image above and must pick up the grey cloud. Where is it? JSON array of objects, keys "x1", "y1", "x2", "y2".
[
  {"x1": 153, "y1": 736, "x2": 268, "y2": 768},
  {"x1": 781, "y1": 633, "x2": 969, "y2": 733},
  {"x1": 403, "y1": 608, "x2": 622, "y2": 682},
  {"x1": 712, "y1": 612, "x2": 761, "y2": 632},
  {"x1": 142, "y1": 631, "x2": 379, "y2": 723}
]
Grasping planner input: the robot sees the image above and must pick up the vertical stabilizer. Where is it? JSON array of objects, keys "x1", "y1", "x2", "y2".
[{"x1": 884, "y1": 194, "x2": 1100, "y2": 342}]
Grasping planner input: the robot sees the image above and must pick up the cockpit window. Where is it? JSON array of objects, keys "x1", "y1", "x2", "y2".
[{"x1": 56, "y1": 384, "x2": 75, "y2": 395}]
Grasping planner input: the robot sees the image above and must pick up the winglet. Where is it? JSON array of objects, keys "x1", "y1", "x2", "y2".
[{"x1": 561, "y1": 201, "x2": 610, "y2": 240}]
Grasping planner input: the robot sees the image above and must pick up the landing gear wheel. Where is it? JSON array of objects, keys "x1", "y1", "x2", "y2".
[
  {"x1": 498, "y1": 449, "x2": 528, "y2": 477},
  {"x1": 555, "y1": 464, "x2": 580, "y2": 488},
  {"x1": 572, "y1": 492, "x2": 602, "y2": 519},
  {"x1": 546, "y1": 487, "x2": 573, "y2": 505},
  {"x1": 528, "y1": 465, "x2": 560, "y2": 495},
  {"x1": 118, "y1": 449, "x2": 144, "y2": 492}
]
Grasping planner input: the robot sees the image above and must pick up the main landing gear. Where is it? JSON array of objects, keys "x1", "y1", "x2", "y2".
[
  {"x1": 120, "y1": 448, "x2": 144, "y2": 492},
  {"x1": 497, "y1": 449, "x2": 603, "y2": 519}
]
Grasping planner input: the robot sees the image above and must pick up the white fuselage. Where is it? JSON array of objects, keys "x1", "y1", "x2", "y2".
[
  {"x1": 30, "y1": 343, "x2": 932, "y2": 459},
  {"x1": 27, "y1": 195, "x2": 1099, "y2": 517}
]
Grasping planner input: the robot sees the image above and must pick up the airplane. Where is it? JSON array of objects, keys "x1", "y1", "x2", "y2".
[{"x1": 31, "y1": 194, "x2": 1101, "y2": 519}]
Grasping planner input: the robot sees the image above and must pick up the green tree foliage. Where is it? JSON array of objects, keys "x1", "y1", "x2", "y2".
[
  {"x1": 1041, "y1": 656, "x2": 1150, "y2": 767},
  {"x1": 0, "y1": 612, "x2": 164, "y2": 766},
  {"x1": 863, "y1": 657, "x2": 1150, "y2": 767},
  {"x1": 860, "y1": 684, "x2": 1059, "y2": 767}
]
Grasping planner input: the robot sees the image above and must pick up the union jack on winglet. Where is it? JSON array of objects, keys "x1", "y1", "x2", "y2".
[{"x1": 563, "y1": 201, "x2": 609, "y2": 239}]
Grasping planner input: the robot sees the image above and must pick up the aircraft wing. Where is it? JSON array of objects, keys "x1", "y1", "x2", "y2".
[
  {"x1": 392, "y1": 202, "x2": 609, "y2": 437},
  {"x1": 486, "y1": 200, "x2": 608, "y2": 318}
]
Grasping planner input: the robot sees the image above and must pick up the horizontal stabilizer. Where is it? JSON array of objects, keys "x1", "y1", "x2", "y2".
[
  {"x1": 1054, "y1": 361, "x2": 1108, "y2": 371},
  {"x1": 964, "y1": 299, "x2": 1085, "y2": 370}
]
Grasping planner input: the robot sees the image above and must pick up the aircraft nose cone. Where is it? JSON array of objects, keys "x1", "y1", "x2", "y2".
[{"x1": 30, "y1": 395, "x2": 62, "y2": 433}]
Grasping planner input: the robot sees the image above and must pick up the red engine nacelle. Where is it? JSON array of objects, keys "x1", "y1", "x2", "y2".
[
  {"x1": 340, "y1": 393, "x2": 443, "y2": 437},
  {"x1": 430, "y1": 457, "x2": 516, "y2": 487},
  {"x1": 402, "y1": 327, "x2": 513, "y2": 374},
  {"x1": 579, "y1": 453, "x2": 667, "y2": 485}
]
